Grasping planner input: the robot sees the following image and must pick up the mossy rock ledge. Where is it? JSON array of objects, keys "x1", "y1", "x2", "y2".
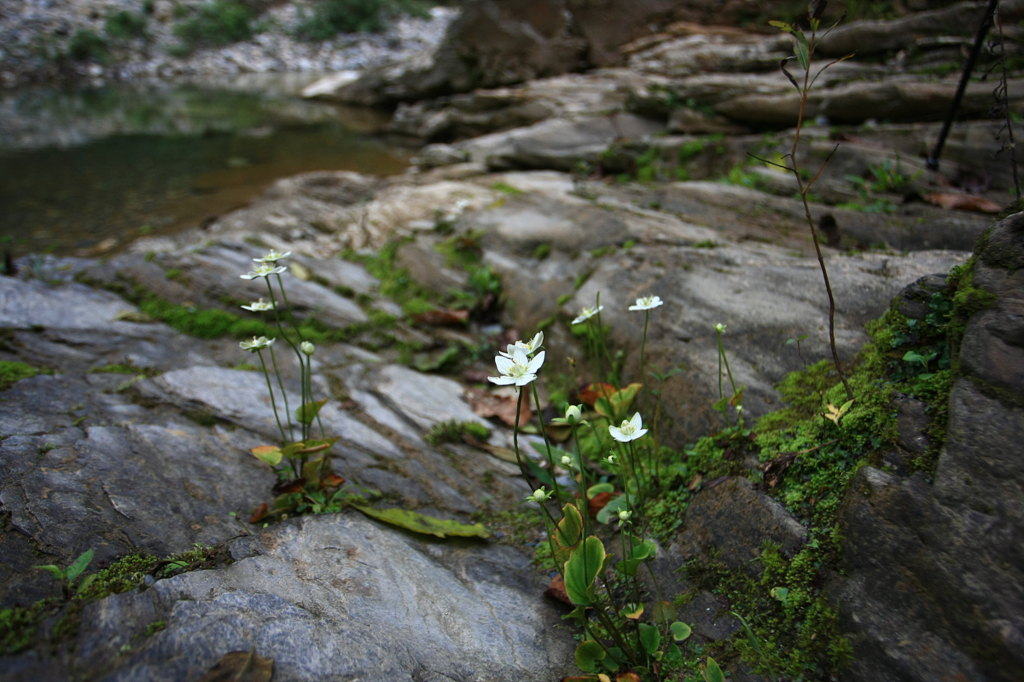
[{"x1": 832, "y1": 213, "x2": 1024, "y2": 681}]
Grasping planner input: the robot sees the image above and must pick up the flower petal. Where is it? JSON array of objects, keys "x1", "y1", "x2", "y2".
[
  {"x1": 494, "y1": 355, "x2": 515, "y2": 375},
  {"x1": 526, "y1": 350, "x2": 546, "y2": 374},
  {"x1": 488, "y1": 375, "x2": 517, "y2": 385}
]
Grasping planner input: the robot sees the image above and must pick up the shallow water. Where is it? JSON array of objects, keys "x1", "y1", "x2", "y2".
[{"x1": 0, "y1": 83, "x2": 409, "y2": 256}]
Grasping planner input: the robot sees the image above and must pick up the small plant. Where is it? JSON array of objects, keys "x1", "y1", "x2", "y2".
[
  {"x1": 173, "y1": 1, "x2": 255, "y2": 53},
  {"x1": 296, "y1": 0, "x2": 430, "y2": 39},
  {"x1": 425, "y1": 420, "x2": 491, "y2": 445},
  {"x1": 765, "y1": 7, "x2": 855, "y2": 402},
  {"x1": 104, "y1": 10, "x2": 148, "y2": 39},
  {"x1": 67, "y1": 29, "x2": 109, "y2": 62},
  {"x1": 35, "y1": 549, "x2": 94, "y2": 599},
  {"x1": 711, "y1": 323, "x2": 746, "y2": 432}
]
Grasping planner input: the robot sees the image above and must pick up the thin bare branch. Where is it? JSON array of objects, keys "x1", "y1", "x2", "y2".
[
  {"x1": 809, "y1": 53, "x2": 855, "y2": 90},
  {"x1": 747, "y1": 152, "x2": 794, "y2": 173},
  {"x1": 805, "y1": 143, "x2": 841, "y2": 192}
]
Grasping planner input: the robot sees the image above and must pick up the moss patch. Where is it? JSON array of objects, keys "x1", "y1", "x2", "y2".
[
  {"x1": 0, "y1": 361, "x2": 41, "y2": 392},
  {"x1": 425, "y1": 420, "x2": 491, "y2": 446}
]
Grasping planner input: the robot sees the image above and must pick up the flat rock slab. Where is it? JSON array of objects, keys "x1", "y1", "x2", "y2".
[{"x1": 3, "y1": 512, "x2": 575, "y2": 682}]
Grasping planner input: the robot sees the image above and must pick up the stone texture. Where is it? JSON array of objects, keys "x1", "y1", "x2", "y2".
[
  {"x1": 831, "y1": 214, "x2": 1024, "y2": 682},
  {"x1": 671, "y1": 477, "x2": 808, "y2": 575},
  {"x1": 2, "y1": 513, "x2": 576, "y2": 682}
]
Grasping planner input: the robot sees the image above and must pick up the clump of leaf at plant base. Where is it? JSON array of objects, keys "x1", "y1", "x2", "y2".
[{"x1": 239, "y1": 250, "x2": 487, "y2": 540}]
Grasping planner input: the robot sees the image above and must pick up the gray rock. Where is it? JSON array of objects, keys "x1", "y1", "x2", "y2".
[
  {"x1": 459, "y1": 114, "x2": 665, "y2": 171},
  {"x1": 413, "y1": 143, "x2": 472, "y2": 168},
  {"x1": 671, "y1": 477, "x2": 808, "y2": 575},
  {"x1": 832, "y1": 214, "x2": 1024, "y2": 682},
  {"x1": 818, "y1": 1, "x2": 989, "y2": 57},
  {"x1": 4, "y1": 512, "x2": 576, "y2": 682}
]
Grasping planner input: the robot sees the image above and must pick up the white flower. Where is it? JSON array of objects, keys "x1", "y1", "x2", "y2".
[
  {"x1": 241, "y1": 263, "x2": 287, "y2": 280},
  {"x1": 572, "y1": 305, "x2": 604, "y2": 325},
  {"x1": 735, "y1": 404, "x2": 744, "y2": 413},
  {"x1": 561, "y1": 455, "x2": 573, "y2": 467},
  {"x1": 714, "y1": 323, "x2": 727, "y2": 334},
  {"x1": 239, "y1": 336, "x2": 275, "y2": 353},
  {"x1": 254, "y1": 250, "x2": 291, "y2": 263},
  {"x1": 564, "y1": 404, "x2": 582, "y2": 424},
  {"x1": 608, "y1": 412, "x2": 648, "y2": 443},
  {"x1": 301, "y1": 341, "x2": 315, "y2": 356},
  {"x1": 606, "y1": 454, "x2": 616, "y2": 465},
  {"x1": 629, "y1": 296, "x2": 663, "y2": 311},
  {"x1": 498, "y1": 331, "x2": 544, "y2": 358},
  {"x1": 241, "y1": 298, "x2": 275, "y2": 312},
  {"x1": 527, "y1": 487, "x2": 553, "y2": 503},
  {"x1": 488, "y1": 348, "x2": 545, "y2": 387}
]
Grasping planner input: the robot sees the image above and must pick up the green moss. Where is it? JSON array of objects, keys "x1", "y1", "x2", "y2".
[
  {"x1": 144, "y1": 620, "x2": 166, "y2": 637},
  {"x1": 0, "y1": 361, "x2": 40, "y2": 391},
  {"x1": 435, "y1": 231, "x2": 484, "y2": 271},
  {"x1": 86, "y1": 364, "x2": 142, "y2": 375},
  {"x1": 164, "y1": 268, "x2": 182, "y2": 280},
  {"x1": 590, "y1": 245, "x2": 616, "y2": 258},
  {"x1": 533, "y1": 243, "x2": 552, "y2": 260},
  {"x1": 424, "y1": 420, "x2": 491, "y2": 446},
  {"x1": 490, "y1": 182, "x2": 524, "y2": 195},
  {"x1": 0, "y1": 600, "x2": 51, "y2": 655}
]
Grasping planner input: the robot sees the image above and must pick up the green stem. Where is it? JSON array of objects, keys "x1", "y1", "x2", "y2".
[
  {"x1": 267, "y1": 343, "x2": 294, "y2": 443},
  {"x1": 256, "y1": 350, "x2": 288, "y2": 451},
  {"x1": 531, "y1": 381, "x2": 564, "y2": 505}
]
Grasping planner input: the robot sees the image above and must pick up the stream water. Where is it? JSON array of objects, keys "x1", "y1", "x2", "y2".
[{"x1": 0, "y1": 82, "x2": 409, "y2": 257}]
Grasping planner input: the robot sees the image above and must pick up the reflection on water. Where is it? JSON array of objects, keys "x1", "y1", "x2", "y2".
[{"x1": 0, "y1": 84, "x2": 408, "y2": 256}]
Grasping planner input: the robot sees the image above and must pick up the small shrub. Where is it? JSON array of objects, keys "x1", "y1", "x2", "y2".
[
  {"x1": 67, "y1": 29, "x2": 109, "y2": 62},
  {"x1": 296, "y1": 0, "x2": 430, "y2": 40},
  {"x1": 104, "y1": 10, "x2": 148, "y2": 39},
  {"x1": 173, "y1": 1, "x2": 255, "y2": 53}
]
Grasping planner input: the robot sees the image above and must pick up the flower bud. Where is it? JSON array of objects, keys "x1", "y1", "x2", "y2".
[
  {"x1": 565, "y1": 404, "x2": 582, "y2": 424},
  {"x1": 561, "y1": 455, "x2": 572, "y2": 467},
  {"x1": 301, "y1": 341, "x2": 315, "y2": 356}
]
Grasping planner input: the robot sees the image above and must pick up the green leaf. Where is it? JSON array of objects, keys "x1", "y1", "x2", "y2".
[
  {"x1": 350, "y1": 504, "x2": 489, "y2": 539},
  {"x1": 524, "y1": 457, "x2": 556, "y2": 488},
  {"x1": 76, "y1": 573, "x2": 97, "y2": 594},
  {"x1": 711, "y1": 396, "x2": 729, "y2": 414},
  {"x1": 629, "y1": 538, "x2": 657, "y2": 562},
  {"x1": 670, "y1": 621, "x2": 692, "y2": 642},
  {"x1": 608, "y1": 383, "x2": 642, "y2": 421},
  {"x1": 703, "y1": 656, "x2": 725, "y2": 682},
  {"x1": 615, "y1": 558, "x2": 642, "y2": 577},
  {"x1": 587, "y1": 482, "x2": 614, "y2": 498},
  {"x1": 620, "y1": 603, "x2": 644, "y2": 620},
  {"x1": 35, "y1": 565, "x2": 64, "y2": 580},
  {"x1": 556, "y1": 503, "x2": 584, "y2": 549},
  {"x1": 564, "y1": 536, "x2": 605, "y2": 605},
  {"x1": 65, "y1": 549, "x2": 94, "y2": 582},
  {"x1": 594, "y1": 396, "x2": 615, "y2": 420},
  {"x1": 638, "y1": 622, "x2": 660, "y2": 655},
  {"x1": 796, "y1": 41, "x2": 809, "y2": 71},
  {"x1": 563, "y1": 605, "x2": 588, "y2": 627},
  {"x1": 249, "y1": 445, "x2": 283, "y2": 467},
  {"x1": 595, "y1": 494, "x2": 630, "y2": 525},
  {"x1": 652, "y1": 601, "x2": 678, "y2": 624},
  {"x1": 575, "y1": 640, "x2": 606, "y2": 673},
  {"x1": 768, "y1": 20, "x2": 794, "y2": 33},
  {"x1": 295, "y1": 399, "x2": 328, "y2": 425},
  {"x1": 771, "y1": 586, "x2": 790, "y2": 604},
  {"x1": 664, "y1": 643, "x2": 682, "y2": 663}
]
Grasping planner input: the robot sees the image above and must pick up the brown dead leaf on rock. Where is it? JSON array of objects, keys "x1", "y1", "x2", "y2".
[
  {"x1": 588, "y1": 491, "x2": 613, "y2": 518},
  {"x1": 412, "y1": 308, "x2": 470, "y2": 326},
  {"x1": 465, "y1": 387, "x2": 531, "y2": 427},
  {"x1": 923, "y1": 193, "x2": 1003, "y2": 213},
  {"x1": 197, "y1": 648, "x2": 273, "y2": 682},
  {"x1": 545, "y1": 573, "x2": 572, "y2": 605}
]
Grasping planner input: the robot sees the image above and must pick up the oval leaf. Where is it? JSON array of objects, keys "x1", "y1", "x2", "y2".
[
  {"x1": 703, "y1": 657, "x2": 725, "y2": 682},
  {"x1": 250, "y1": 445, "x2": 283, "y2": 467},
  {"x1": 575, "y1": 640, "x2": 606, "y2": 673},
  {"x1": 638, "y1": 623, "x2": 660, "y2": 655},
  {"x1": 556, "y1": 503, "x2": 584, "y2": 549},
  {"x1": 670, "y1": 621, "x2": 692, "y2": 642},
  {"x1": 295, "y1": 399, "x2": 328, "y2": 425},
  {"x1": 587, "y1": 482, "x2": 614, "y2": 498},
  {"x1": 652, "y1": 601, "x2": 678, "y2": 624},
  {"x1": 352, "y1": 504, "x2": 489, "y2": 539},
  {"x1": 564, "y1": 536, "x2": 606, "y2": 606}
]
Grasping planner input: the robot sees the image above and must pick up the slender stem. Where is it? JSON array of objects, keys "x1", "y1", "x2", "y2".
[
  {"x1": 594, "y1": 294, "x2": 617, "y2": 387},
  {"x1": 263, "y1": 279, "x2": 303, "y2": 436},
  {"x1": 268, "y1": 343, "x2": 294, "y2": 443},
  {"x1": 721, "y1": 338, "x2": 737, "y2": 397},
  {"x1": 531, "y1": 381, "x2": 564, "y2": 505},
  {"x1": 256, "y1": 351, "x2": 288, "y2": 448},
  {"x1": 789, "y1": 30, "x2": 854, "y2": 402},
  {"x1": 639, "y1": 311, "x2": 653, "y2": 476},
  {"x1": 310, "y1": 355, "x2": 326, "y2": 439}
]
